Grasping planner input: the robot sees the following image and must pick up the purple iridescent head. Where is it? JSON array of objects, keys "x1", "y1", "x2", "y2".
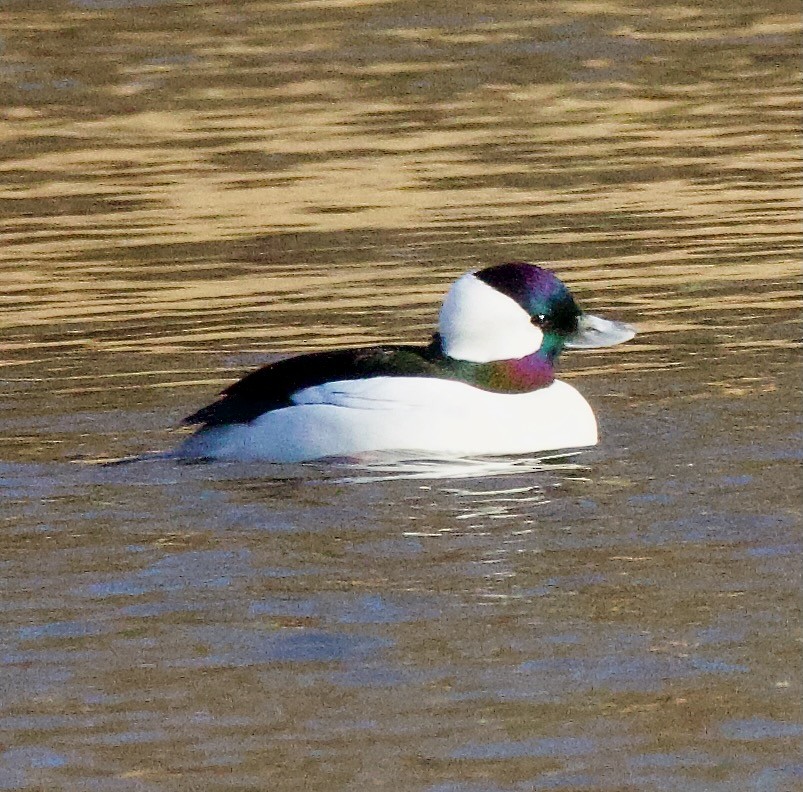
[
  {"x1": 476, "y1": 262, "x2": 580, "y2": 342},
  {"x1": 438, "y1": 261, "x2": 635, "y2": 363}
]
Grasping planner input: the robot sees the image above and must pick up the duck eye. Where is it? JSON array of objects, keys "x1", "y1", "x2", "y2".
[{"x1": 532, "y1": 314, "x2": 550, "y2": 329}]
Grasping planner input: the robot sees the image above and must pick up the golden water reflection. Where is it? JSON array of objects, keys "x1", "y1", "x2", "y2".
[
  {"x1": 0, "y1": 2, "x2": 801, "y2": 789},
  {"x1": 0, "y1": 0, "x2": 798, "y2": 441}
]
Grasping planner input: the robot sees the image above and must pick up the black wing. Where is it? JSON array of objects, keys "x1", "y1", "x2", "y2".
[{"x1": 183, "y1": 341, "x2": 445, "y2": 429}]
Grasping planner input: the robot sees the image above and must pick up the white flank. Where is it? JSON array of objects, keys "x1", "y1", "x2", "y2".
[{"x1": 177, "y1": 378, "x2": 598, "y2": 463}]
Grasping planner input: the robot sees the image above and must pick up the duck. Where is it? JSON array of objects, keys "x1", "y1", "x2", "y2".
[{"x1": 177, "y1": 261, "x2": 635, "y2": 462}]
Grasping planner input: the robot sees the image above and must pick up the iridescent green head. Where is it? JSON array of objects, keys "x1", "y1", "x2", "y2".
[{"x1": 438, "y1": 261, "x2": 635, "y2": 364}]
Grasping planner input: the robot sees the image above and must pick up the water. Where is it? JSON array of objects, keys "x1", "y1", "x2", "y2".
[{"x1": 1, "y1": 1, "x2": 801, "y2": 790}]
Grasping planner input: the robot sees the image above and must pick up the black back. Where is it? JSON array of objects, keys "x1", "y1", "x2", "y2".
[{"x1": 183, "y1": 341, "x2": 445, "y2": 428}]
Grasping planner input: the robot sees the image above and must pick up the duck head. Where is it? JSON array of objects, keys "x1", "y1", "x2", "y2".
[{"x1": 438, "y1": 261, "x2": 635, "y2": 363}]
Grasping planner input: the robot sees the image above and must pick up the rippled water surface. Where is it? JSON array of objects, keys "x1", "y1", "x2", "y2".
[{"x1": 1, "y1": 1, "x2": 801, "y2": 790}]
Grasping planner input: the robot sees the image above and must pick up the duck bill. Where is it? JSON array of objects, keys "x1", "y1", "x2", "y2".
[{"x1": 565, "y1": 313, "x2": 636, "y2": 349}]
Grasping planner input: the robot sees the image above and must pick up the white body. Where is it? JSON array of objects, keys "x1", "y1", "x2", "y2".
[{"x1": 178, "y1": 377, "x2": 598, "y2": 463}]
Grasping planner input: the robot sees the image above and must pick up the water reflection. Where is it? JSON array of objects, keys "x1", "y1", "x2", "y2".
[
  {"x1": 1, "y1": 0, "x2": 801, "y2": 789},
  {"x1": 336, "y1": 452, "x2": 582, "y2": 483}
]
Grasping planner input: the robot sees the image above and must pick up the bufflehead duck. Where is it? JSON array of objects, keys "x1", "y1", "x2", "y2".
[{"x1": 178, "y1": 262, "x2": 635, "y2": 462}]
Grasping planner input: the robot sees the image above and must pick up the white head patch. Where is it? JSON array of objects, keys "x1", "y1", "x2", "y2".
[{"x1": 438, "y1": 273, "x2": 544, "y2": 363}]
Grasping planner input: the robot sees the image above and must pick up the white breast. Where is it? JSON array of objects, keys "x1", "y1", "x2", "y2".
[{"x1": 179, "y1": 377, "x2": 598, "y2": 463}]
